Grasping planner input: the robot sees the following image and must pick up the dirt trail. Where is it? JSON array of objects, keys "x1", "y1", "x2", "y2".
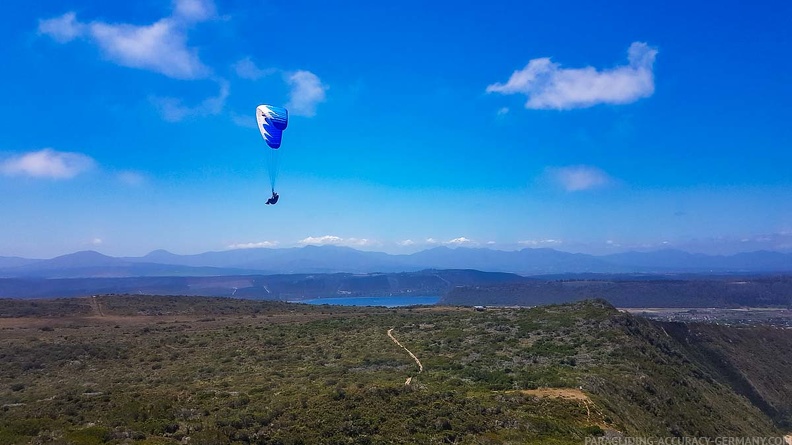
[
  {"x1": 387, "y1": 328, "x2": 423, "y2": 385},
  {"x1": 517, "y1": 388, "x2": 594, "y2": 422},
  {"x1": 518, "y1": 388, "x2": 590, "y2": 401},
  {"x1": 90, "y1": 296, "x2": 104, "y2": 317}
]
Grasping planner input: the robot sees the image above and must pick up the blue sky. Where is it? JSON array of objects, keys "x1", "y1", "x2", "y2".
[{"x1": 1, "y1": 0, "x2": 791, "y2": 258}]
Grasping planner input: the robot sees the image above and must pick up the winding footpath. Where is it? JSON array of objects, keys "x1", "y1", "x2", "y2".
[{"x1": 387, "y1": 328, "x2": 423, "y2": 385}]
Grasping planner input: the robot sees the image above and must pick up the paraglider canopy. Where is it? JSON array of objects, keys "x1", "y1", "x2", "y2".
[
  {"x1": 256, "y1": 104, "x2": 289, "y2": 193},
  {"x1": 256, "y1": 105, "x2": 288, "y2": 149}
]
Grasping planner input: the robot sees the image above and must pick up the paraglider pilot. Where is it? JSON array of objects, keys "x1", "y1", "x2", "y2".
[{"x1": 265, "y1": 190, "x2": 279, "y2": 205}]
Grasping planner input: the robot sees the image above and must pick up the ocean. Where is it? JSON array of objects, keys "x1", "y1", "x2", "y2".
[{"x1": 295, "y1": 295, "x2": 440, "y2": 307}]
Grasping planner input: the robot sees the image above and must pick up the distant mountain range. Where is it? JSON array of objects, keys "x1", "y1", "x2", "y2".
[{"x1": 1, "y1": 246, "x2": 791, "y2": 279}]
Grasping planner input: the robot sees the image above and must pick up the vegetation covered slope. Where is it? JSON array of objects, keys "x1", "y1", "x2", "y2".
[
  {"x1": 0, "y1": 296, "x2": 789, "y2": 444},
  {"x1": 659, "y1": 321, "x2": 792, "y2": 429},
  {"x1": 442, "y1": 276, "x2": 792, "y2": 307}
]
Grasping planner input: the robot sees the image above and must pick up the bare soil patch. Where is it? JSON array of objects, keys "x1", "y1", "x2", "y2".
[{"x1": 518, "y1": 387, "x2": 591, "y2": 402}]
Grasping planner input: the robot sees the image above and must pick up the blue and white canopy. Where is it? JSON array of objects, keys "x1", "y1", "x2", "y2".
[{"x1": 256, "y1": 105, "x2": 289, "y2": 149}]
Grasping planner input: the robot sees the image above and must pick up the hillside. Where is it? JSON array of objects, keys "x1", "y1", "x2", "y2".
[
  {"x1": 0, "y1": 296, "x2": 790, "y2": 443},
  {"x1": 442, "y1": 276, "x2": 792, "y2": 307},
  {"x1": 660, "y1": 322, "x2": 792, "y2": 429}
]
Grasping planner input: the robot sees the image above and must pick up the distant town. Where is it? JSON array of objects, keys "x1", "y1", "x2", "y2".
[{"x1": 624, "y1": 307, "x2": 792, "y2": 328}]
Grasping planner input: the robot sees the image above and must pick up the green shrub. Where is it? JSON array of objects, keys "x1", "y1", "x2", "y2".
[{"x1": 64, "y1": 426, "x2": 111, "y2": 445}]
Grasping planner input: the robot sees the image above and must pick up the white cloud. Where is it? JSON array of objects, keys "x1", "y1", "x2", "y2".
[
  {"x1": 299, "y1": 235, "x2": 344, "y2": 245},
  {"x1": 487, "y1": 42, "x2": 657, "y2": 110},
  {"x1": 546, "y1": 165, "x2": 613, "y2": 191},
  {"x1": 228, "y1": 241, "x2": 279, "y2": 249},
  {"x1": 38, "y1": 12, "x2": 85, "y2": 43},
  {"x1": 1, "y1": 149, "x2": 95, "y2": 179},
  {"x1": 425, "y1": 238, "x2": 438, "y2": 244},
  {"x1": 117, "y1": 170, "x2": 146, "y2": 186},
  {"x1": 398, "y1": 239, "x2": 415, "y2": 246},
  {"x1": 286, "y1": 70, "x2": 327, "y2": 117},
  {"x1": 91, "y1": 238, "x2": 103, "y2": 246},
  {"x1": 89, "y1": 19, "x2": 208, "y2": 79},
  {"x1": 39, "y1": 4, "x2": 329, "y2": 126},
  {"x1": 234, "y1": 57, "x2": 276, "y2": 80},
  {"x1": 39, "y1": 2, "x2": 214, "y2": 80},
  {"x1": 446, "y1": 237, "x2": 475, "y2": 246},
  {"x1": 153, "y1": 80, "x2": 229, "y2": 121},
  {"x1": 497, "y1": 107, "x2": 509, "y2": 116},
  {"x1": 173, "y1": 0, "x2": 216, "y2": 22}
]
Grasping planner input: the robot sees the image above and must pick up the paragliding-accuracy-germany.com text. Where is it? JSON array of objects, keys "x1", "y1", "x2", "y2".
[{"x1": 585, "y1": 437, "x2": 788, "y2": 445}]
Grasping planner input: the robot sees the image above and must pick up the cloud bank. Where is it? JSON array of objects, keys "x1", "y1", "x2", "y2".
[
  {"x1": 487, "y1": 42, "x2": 657, "y2": 110},
  {"x1": 228, "y1": 241, "x2": 279, "y2": 249},
  {"x1": 299, "y1": 235, "x2": 343, "y2": 245},
  {"x1": 1, "y1": 149, "x2": 95, "y2": 179},
  {"x1": 298, "y1": 235, "x2": 377, "y2": 247}
]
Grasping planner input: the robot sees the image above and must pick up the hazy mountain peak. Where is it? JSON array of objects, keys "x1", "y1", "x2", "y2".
[
  {"x1": 36, "y1": 250, "x2": 120, "y2": 269},
  {"x1": 145, "y1": 249, "x2": 175, "y2": 257},
  {"x1": 57, "y1": 250, "x2": 112, "y2": 260}
]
